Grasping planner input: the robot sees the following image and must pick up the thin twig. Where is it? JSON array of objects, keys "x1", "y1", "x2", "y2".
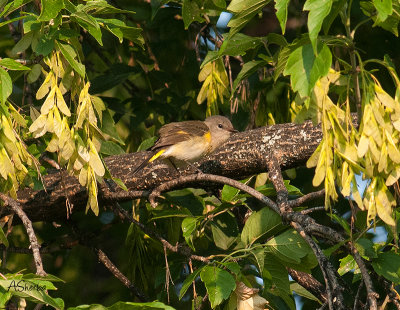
[
  {"x1": 353, "y1": 281, "x2": 364, "y2": 310},
  {"x1": 102, "y1": 190, "x2": 150, "y2": 201},
  {"x1": 347, "y1": 242, "x2": 378, "y2": 309},
  {"x1": 149, "y1": 173, "x2": 279, "y2": 213},
  {"x1": 111, "y1": 202, "x2": 210, "y2": 262},
  {"x1": 95, "y1": 247, "x2": 148, "y2": 301},
  {"x1": 0, "y1": 193, "x2": 46, "y2": 276},
  {"x1": 68, "y1": 221, "x2": 148, "y2": 301},
  {"x1": 300, "y1": 206, "x2": 326, "y2": 214},
  {"x1": 289, "y1": 189, "x2": 325, "y2": 208}
]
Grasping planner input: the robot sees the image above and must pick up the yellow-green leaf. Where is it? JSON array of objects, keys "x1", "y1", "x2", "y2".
[
  {"x1": 357, "y1": 134, "x2": 369, "y2": 158},
  {"x1": 312, "y1": 147, "x2": 326, "y2": 187},
  {"x1": 29, "y1": 114, "x2": 47, "y2": 137},
  {"x1": 386, "y1": 165, "x2": 400, "y2": 186},
  {"x1": 36, "y1": 72, "x2": 52, "y2": 100},
  {"x1": 78, "y1": 165, "x2": 88, "y2": 186},
  {"x1": 0, "y1": 147, "x2": 14, "y2": 179},
  {"x1": 307, "y1": 140, "x2": 324, "y2": 168},
  {"x1": 375, "y1": 84, "x2": 396, "y2": 109},
  {"x1": 41, "y1": 88, "x2": 56, "y2": 115},
  {"x1": 89, "y1": 141, "x2": 105, "y2": 177},
  {"x1": 378, "y1": 141, "x2": 388, "y2": 173},
  {"x1": 55, "y1": 87, "x2": 71, "y2": 116},
  {"x1": 1, "y1": 115, "x2": 16, "y2": 142}
]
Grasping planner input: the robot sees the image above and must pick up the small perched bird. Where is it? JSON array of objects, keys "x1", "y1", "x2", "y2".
[{"x1": 133, "y1": 115, "x2": 237, "y2": 174}]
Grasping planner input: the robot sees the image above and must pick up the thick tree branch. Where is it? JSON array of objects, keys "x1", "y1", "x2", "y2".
[
  {"x1": 265, "y1": 155, "x2": 347, "y2": 310},
  {"x1": 287, "y1": 268, "x2": 328, "y2": 304},
  {"x1": 15, "y1": 120, "x2": 323, "y2": 222}
]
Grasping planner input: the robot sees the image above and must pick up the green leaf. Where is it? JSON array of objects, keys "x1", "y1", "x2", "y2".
[
  {"x1": 120, "y1": 26, "x2": 144, "y2": 48},
  {"x1": 264, "y1": 253, "x2": 291, "y2": 296},
  {"x1": 372, "y1": 0, "x2": 392, "y2": 23},
  {"x1": 101, "y1": 109, "x2": 124, "y2": 143},
  {"x1": 179, "y1": 267, "x2": 203, "y2": 299},
  {"x1": 39, "y1": 0, "x2": 64, "y2": 21},
  {"x1": 150, "y1": 208, "x2": 192, "y2": 220},
  {"x1": 241, "y1": 207, "x2": 282, "y2": 246},
  {"x1": 290, "y1": 282, "x2": 321, "y2": 304},
  {"x1": 256, "y1": 180, "x2": 303, "y2": 197},
  {"x1": 265, "y1": 229, "x2": 317, "y2": 269},
  {"x1": 303, "y1": 0, "x2": 333, "y2": 52},
  {"x1": 0, "y1": 0, "x2": 33, "y2": 18},
  {"x1": 220, "y1": 262, "x2": 240, "y2": 275},
  {"x1": 100, "y1": 141, "x2": 125, "y2": 155},
  {"x1": 0, "y1": 279, "x2": 64, "y2": 309},
  {"x1": 9, "y1": 104, "x2": 27, "y2": 127},
  {"x1": 151, "y1": 0, "x2": 170, "y2": 20},
  {"x1": 200, "y1": 266, "x2": 236, "y2": 308},
  {"x1": 221, "y1": 184, "x2": 241, "y2": 202},
  {"x1": 165, "y1": 189, "x2": 205, "y2": 215},
  {"x1": 23, "y1": 15, "x2": 42, "y2": 33},
  {"x1": 338, "y1": 254, "x2": 358, "y2": 276},
  {"x1": 56, "y1": 41, "x2": 85, "y2": 78},
  {"x1": 80, "y1": 0, "x2": 135, "y2": 15},
  {"x1": 284, "y1": 42, "x2": 332, "y2": 98},
  {"x1": 137, "y1": 137, "x2": 157, "y2": 151},
  {"x1": 218, "y1": 33, "x2": 265, "y2": 57},
  {"x1": 227, "y1": 0, "x2": 272, "y2": 36},
  {"x1": 10, "y1": 32, "x2": 34, "y2": 57},
  {"x1": 27, "y1": 64, "x2": 42, "y2": 83},
  {"x1": 97, "y1": 17, "x2": 124, "y2": 42},
  {"x1": 372, "y1": 251, "x2": 400, "y2": 283},
  {"x1": 232, "y1": 60, "x2": 268, "y2": 92},
  {"x1": 0, "y1": 227, "x2": 8, "y2": 247},
  {"x1": 0, "y1": 67, "x2": 12, "y2": 104},
  {"x1": 211, "y1": 212, "x2": 239, "y2": 250},
  {"x1": 71, "y1": 11, "x2": 103, "y2": 45},
  {"x1": 0, "y1": 289, "x2": 12, "y2": 308},
  {"x1": 275, "y1": 0, "x2": 290, "y2": 34},
  {"x1": 252, "y1": 247, "x2": 265, "y2": 272},
  {"x1": 355, "y1": 238, "x2": 378, "y2": 259},
  {"x1": 69, "y1": 301, "x2": 176, "y2": 310},
  {"x1": 109, "y1": 301, "x2": 176, "y2": 310},
  {"x1": 91, "y1": 64, "x2": 139, "y2": 93},
  {"x1": 182, "y1": 0, "x2": 205, "y2": 29},
  {"x1": 0, "y1": 58, "x2": 30, "y2": 71},
  {"x1": 182, "y1": 216, "x2": 198, "y2": 249},
  {"x1": 32, "y1": 32, "x2": 55, "y2": 56},
  {"x1": 322, "y1": 0, "x2": 346, "y2": 34},
  {"x1": 0, "y1": 16, "x2": 28, "y2": 28}
]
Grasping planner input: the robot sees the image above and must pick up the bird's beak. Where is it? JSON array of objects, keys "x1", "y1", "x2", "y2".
[{"x1": 229, "y1": 128, "x2": 238, "y2": 133}]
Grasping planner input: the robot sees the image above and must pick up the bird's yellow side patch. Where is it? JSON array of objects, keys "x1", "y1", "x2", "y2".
[
  {"x1": 177, "y1": 130, "x2": 187, "y2": 134},
  {"x1": 204, "y1": 131, "x2": 211, "y2": 142},
  {"x1": 149, "y1": 149, "x2": 166, "y2": 162}
]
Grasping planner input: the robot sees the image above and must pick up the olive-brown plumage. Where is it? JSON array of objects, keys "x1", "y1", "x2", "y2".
[{"x1": 133, "y1": 116, "x2": 237, "y2": 173}]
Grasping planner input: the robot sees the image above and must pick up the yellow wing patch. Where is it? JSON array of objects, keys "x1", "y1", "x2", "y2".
[{"x1": 149, "y1": 149, "x2": 166, "y2": 162}]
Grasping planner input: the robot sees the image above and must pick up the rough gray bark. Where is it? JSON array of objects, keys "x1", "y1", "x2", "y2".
[{"x1": 15, "y1": 120, "x2": 323, "y2": 222}]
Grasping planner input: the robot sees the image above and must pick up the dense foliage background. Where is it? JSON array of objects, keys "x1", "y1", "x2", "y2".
[{"x1": 2, "y1": 0, "x2": 400, "y2": 309}]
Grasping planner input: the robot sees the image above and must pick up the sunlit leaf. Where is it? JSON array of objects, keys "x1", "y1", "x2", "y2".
[
  {"x1": 284, "y1": 42, "x2": 332, "y2": 98},
  {"x1": 200, "y1": 266, "x2": 236, "y2": 308}
]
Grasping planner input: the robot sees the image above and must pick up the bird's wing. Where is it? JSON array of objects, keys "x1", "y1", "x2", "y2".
[{"x1": 151, "y1": 120, "x2": 209, "y2": 151}]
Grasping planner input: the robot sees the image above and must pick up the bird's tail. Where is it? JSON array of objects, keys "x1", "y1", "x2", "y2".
[{"x1": 132, "y1": 152, "x2": 156, "y2": 175}]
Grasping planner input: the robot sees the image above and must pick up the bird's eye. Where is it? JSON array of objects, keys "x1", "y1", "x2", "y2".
[{"x1": 218, "y1": 124, "x2": 223, "y2": 128}]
